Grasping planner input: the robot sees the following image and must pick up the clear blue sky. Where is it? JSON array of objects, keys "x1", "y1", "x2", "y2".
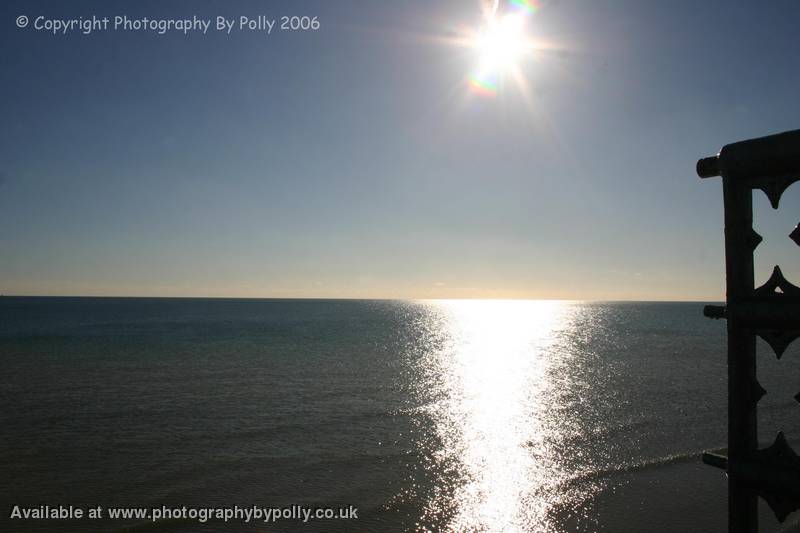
[{"x1": 2, "y1": 0, "x2": 800, "y2": 299}]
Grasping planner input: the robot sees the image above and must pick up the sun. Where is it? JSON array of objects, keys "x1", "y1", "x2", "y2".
[
  {"x1": 468, "y1": 7, "x2": 535, "y2": 97},
  {"x1": 425, "y1": 0, "x2": 550, "y2": 99},
  {"x1": 475, "y1": 13, "x2": 529, "y2": 72}
]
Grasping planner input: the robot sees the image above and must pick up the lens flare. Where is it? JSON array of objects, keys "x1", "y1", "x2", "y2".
[
  {"x1": 509, "y1": 0, "x2": 542, "y2": 16},
  {"x1": 468, "y1": 72, "x2": 499, "y2": 97}
]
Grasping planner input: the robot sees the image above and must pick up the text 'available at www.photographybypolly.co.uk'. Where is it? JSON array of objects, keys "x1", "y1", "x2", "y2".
[{"x1": 9, "y1": 504, "x2": 359, "y2": 524}]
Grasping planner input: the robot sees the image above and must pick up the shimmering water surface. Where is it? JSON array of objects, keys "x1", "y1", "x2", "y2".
[{"x1": 2, "y1": 298, "x2": 800, "y2": 532}]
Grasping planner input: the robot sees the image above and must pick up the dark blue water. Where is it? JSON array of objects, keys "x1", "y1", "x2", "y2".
[{"x1": 1, "y1": 298, "x2": 798, "y2": 532}]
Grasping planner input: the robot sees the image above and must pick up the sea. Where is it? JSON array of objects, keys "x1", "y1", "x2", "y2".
[{"x1": 1, "y1": 297, "x2": 800, "y2": 532}]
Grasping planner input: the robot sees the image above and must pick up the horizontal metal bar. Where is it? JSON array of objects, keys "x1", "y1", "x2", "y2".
[
  {"x1": 703, "y1": 452, "x2": 728, "y2": 470},
  {"x1": 696, "y1": 129, "x2": 800, "y2": 181},
  {"x1": 726, "y1": 301, "x2": 800, "y2": 330},
  {"x1": 704, "y1": 305, "x2": 726, "y2": 319},
  {"x1": 734, "y1": 460, "x2": 800, "y2": 496},
  {"x1": 697, "y1": 156, "x2": 720, "y2": 179}
]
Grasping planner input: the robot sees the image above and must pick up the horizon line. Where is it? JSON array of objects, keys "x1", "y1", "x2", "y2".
[{"x1": 0, "y1": 294, "x2": 723, "y2": 304}]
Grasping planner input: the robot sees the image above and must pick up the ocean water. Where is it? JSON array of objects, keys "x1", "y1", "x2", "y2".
[{"x1": 1, "y1": 297, "x2": 800, "y2": 532}]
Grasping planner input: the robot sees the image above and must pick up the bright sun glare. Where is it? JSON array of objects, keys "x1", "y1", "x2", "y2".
[
  {"x1": 475, "y1": 14, "x2": 528, "y2": 72},
  {"x1": 467, "y1": 1, "x2": 539, "y2": 97}
]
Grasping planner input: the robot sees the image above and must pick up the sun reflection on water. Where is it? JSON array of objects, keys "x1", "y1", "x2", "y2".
[{"x1": 410, "y1": 299, "x2": 597, "y2": 532}]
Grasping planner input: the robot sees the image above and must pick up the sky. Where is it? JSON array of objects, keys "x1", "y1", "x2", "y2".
[{"x1": 2, "y1": 0, "x2": 800, "y2": 300}]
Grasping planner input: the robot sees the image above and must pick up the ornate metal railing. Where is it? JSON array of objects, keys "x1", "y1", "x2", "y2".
[{"x1": 698, "y1": 129, "x2": 800, "y2": 532}]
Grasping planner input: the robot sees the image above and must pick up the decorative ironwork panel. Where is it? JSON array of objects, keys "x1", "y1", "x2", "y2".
[{"x1": 698, "y1": 129, "x2": 800, "y2": 533}]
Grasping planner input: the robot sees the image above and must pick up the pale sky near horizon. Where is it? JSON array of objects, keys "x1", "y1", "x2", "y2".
[{"x1": 2, "y1": 0, "x2": 800, "y2": 300}]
